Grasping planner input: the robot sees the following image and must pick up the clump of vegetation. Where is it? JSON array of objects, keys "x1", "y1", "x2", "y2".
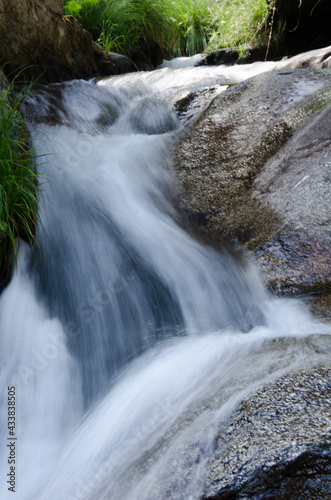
[
  {"x1": 0, "y1": 72, "x2": 41, "y2": 283},
  {"x1": 64, "y1": 0, "x2": 173, "y2": 57},
  {"x1": 170, "y1": 0, "x2": 215, "y2": 57},
  {"x1": 63, "y1": 0, "x2": 275, "y2": 61},
  {"x1": 206, "y1": 0, "x2": 270, "y2": 53}
]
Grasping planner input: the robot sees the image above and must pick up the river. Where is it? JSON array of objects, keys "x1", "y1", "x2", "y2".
[{"x1": 0, "y1": 57, "x2": 330, "y2": 499}]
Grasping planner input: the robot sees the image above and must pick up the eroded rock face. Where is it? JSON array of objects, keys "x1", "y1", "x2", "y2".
[
  {"x1": 254, "y1": 103, "x2": 331, "y2": 295},
  {"x1": 0, "y1": 0, "x2": 128, "y2": 83},
  {"x1": 173, "y1": 69, "x2": 331, "y2": 300}
]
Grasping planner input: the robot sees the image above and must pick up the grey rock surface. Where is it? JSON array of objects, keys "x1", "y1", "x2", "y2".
[
  {"x1": 204, "y1": 366, "x2": 331, "y2": 499},
  {"x1": 254, "y1": 103, "x2": 331, "y2": 296},
  {"x1": 278, "y1": 45, "x2": 331, "y2": 69},
  {"x1": 173, "y1": 69, "x2": 331, "y2": 300}
]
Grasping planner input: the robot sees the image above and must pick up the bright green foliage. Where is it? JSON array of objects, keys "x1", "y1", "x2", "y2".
[
  {"x1": 0, "y1": 74, "x2": 41, "y2": 280},
  {"x1": 207, "y1": 0, "x2": 270, "y2": 54},
  {"x1": 65, "y1": 0, "x2": 108, "y2": 39},
  {"x1": 170, "y1": 0, "x2": 214, "y2": 56},
  {"x1": 63, "y1": 0, "x2": 272, "y2": 59},
  {"x1": 64, "y1": 0, "x2": 175, "y2": 57}
]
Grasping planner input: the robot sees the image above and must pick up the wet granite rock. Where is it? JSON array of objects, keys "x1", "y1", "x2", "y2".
[
  {"x1": 108, "y1": 52, "x2": 134, "y2": 74},
  {"x1": 173, "y1": 68, "x2": 331, "y2": 308},
  {"x1": 198, "y1": 44, "x2": 280, "y2": 66},
  {"x1": 205, "y1": 441, "x2": 331, "y2": 499},
  {"x1": 204, "y1": 367, "x2": 331, "y2": 499},
  {"x1": 253, "y1": 101, "x2": 331, "y2": 296}
]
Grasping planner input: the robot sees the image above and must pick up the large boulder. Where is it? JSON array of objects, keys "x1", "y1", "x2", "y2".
[
  {"x1": 0, "y1": 0, "x2": 130, "y2": 83},
  {"x1": 173, "y1": 69, "x2": 331, "y2": 304}
]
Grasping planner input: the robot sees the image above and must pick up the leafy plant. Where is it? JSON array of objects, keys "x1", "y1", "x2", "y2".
[
  {"x1": 63, "y1": 0, "x2": 274, "y2": 60},
  {"x1": 169, "y1": 0, "x2": 213, "y2": 56},
  {"x1": 206, "y1": 0, "x2": 270, "y2": 53},
  {"x1": 63, "y1": 0, "x2": 83, "y2": 20},
  {"x1": 0, "y1": 71, "x2": 43, "y2": 282}
]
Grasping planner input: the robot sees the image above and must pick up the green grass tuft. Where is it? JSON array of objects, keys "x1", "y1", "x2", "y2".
[
  {"x1": 0, "y1": 71, "x2": 43, "y2": 282},
  {"x1": 206, "y1": 0, "x2": 270, "y2": 54},
  {"x1": 63, "y1": 0, "x2": 274, "y2": 61}
]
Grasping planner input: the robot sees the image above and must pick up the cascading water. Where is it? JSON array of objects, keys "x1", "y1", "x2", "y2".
[{"x1": 0, "y1": 60, "x2": 330, "y2": 500}]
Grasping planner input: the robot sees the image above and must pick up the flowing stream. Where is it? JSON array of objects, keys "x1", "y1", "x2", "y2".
[{"x1": 0, "y1": 59, "x2": 330, "y2": 500}]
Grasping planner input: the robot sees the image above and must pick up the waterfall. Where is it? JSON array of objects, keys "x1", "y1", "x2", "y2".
[{"x1": 0, "y1": 60, "x2": 330, "y2": 500}]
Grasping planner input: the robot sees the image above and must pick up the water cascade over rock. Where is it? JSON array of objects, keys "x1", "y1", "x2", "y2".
[{"x1": 0, "y1": 49, "x2": 330, "y2": 499}]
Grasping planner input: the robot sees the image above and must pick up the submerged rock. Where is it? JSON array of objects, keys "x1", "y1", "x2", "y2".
[
  {"x1": 128, "y1": 96, "x2": 179, "y2": 135},
  {"x1": 23, "y1": 80, "x2": 122, "y2": 133},
  {"x1": 173, "y1": 69, "x2": 331, "y2": 307}
]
